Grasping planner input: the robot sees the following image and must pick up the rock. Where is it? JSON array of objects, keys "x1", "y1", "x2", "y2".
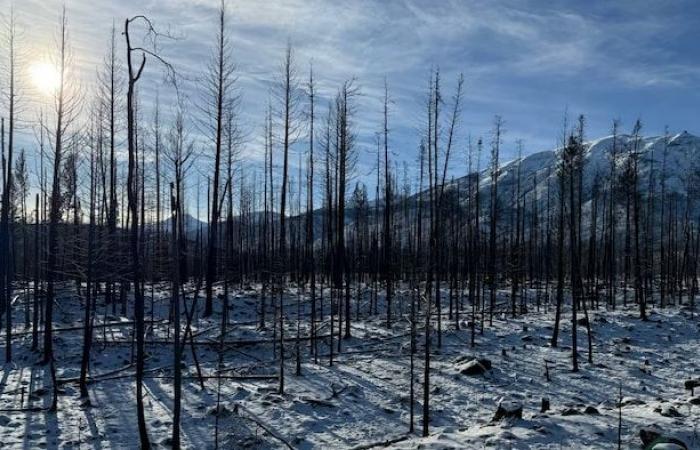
[
  {"x1": 688, "y1": 396, "x2": 700, "y2": 405},
  {"x1": 500, "y1": 431, "x2": 518, "y2": 440},
  {"x1": 648, "y1": 441, "x2": 688, "y2": 450},
  {"x1": 492, "y1": 400, "x2": 523, "y2": 422},
  {"x1": 640, "y1": 427, "x2": 662, "y2": 446},
  {"x1": 621, "y1": 397, "x2": 645, "y2": 406},
  {"x1": 0, "y1": 415, "x2": 11, "y2": 426},
  {"x1": 458, "y1": 358, "x2": 492, "y2": 376},
  {"x1": 584, "y1": 406, "x2": 599, "y2": 415},
  {"x1": 31, "y1": 387, "x2": 47, "y2": 398},
  {"x1": 658, "y1": 405, "x2": 683, "y2": 418},
  {"x1": 208, "y1": 404, "x2": 236, "y2": 417},
  {"x1": 641, "y1": 425, "x2": 689, "y2": 449},
  {"x1": 576, "y1": 317, "x2": 589, "y2": 327},
  {"x1": 561, "y1": 408, "x2": 580, "y2": 416},
  {"x1": 453, "y1": 355, "x2": 471, "y2": 364}
]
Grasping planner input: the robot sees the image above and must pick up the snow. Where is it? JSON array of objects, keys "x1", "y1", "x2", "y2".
[
  {"x1": 463, "y1": 131, "x2": 700, "y2": 219},
  {"x1": 1, "y1": 284, "x2": 699, "y2": 449}
]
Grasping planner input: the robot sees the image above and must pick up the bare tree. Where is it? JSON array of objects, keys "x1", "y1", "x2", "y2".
[
  {"x1": 276, "y1": 42, "x2": 301, "y2": 394},
  {"x1": 44, "y1": 8, "x2": 81, "y2": 369},
  {"x1": 382, "y1": 79, "x2": 393, "y2": 329},
  {"x1": 203, "y1": 0, "x2": 236, "y2": 317},
  {"x1": 488, "y1": 116, "x2": 503, "y2": 327},
  {"x1": 79, "y1": 112, "x2": 99, "y2": 401},
  {"x1": 0, "y1": 6, "x2": 21, "y2": 363},
  {"x1": 124, "y1": 14, "x2": 175, "y2": 448}
]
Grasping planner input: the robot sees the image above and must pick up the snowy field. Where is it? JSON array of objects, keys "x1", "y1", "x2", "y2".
[{"x1": 0, "y1": 284, "x2": 698, "y2": 449}]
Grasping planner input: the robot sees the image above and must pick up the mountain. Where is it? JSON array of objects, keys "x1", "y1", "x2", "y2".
[
  {"x1": 149, "y1": 213, "x2": 209, "y2": 237},
  {"x1": 447, "y1": 130, "x2": 700, "y2": 216},
  {"x1": 154, "y1": 131, "x2": 700, "y2": 242}
]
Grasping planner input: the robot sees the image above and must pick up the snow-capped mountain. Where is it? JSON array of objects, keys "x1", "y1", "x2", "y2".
[
  {"x1": 460, "y1": 131, "x2": 700, "y2": 214},
  {"x1": 153, "y1": 132, "x2": 700, "y2": 240}
]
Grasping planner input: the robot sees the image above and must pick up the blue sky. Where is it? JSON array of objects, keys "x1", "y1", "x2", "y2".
[{"x1": 3, "y1": 0, "x2": 700, "y2": 210}]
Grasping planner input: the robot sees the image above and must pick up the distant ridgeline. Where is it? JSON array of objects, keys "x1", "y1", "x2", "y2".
[
  {"x1": 152, "y1": 131, "x2": 700, "y2": 240},
  {"x1": 438, "y1": 131, "x2": 700, "y2": 232}
]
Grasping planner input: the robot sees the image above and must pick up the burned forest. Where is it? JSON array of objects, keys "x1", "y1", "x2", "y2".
[{"x1": 0, "y1": 1, "x2": 699, "y2": 449}]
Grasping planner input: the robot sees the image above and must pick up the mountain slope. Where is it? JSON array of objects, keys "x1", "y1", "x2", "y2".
[{"x1": 453, "y1": 131, "x2": 700, "y2": 215}]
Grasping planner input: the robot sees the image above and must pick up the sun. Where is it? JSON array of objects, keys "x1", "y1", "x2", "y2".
[{"x1": 30, "y1": 61, "x2": 61, "y2": 95}]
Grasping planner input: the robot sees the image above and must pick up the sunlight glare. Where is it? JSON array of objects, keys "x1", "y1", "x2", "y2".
[{"x1": 30, "y1": 61, "x2": 61, "y2": 95}]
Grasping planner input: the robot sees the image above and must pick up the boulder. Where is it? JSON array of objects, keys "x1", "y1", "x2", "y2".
[
  {"x1": 640, "y1": 427, "x2": 689, "y2": 450},
  {"x1": 584, "y1": 406, "x2": 599, "y2": 415},
  {"x1": 647, "y1": 442, "x2": 688, "y2": 450},
  {"x1": 492, "y1": 400, "x2": 523, "y2": 422},
  {"x1": 658, "y1": 405, "x2": 683, "y2": 418},
  {"x1": 641, "y1": 427, "x2": 663, "y2": 446},
  {"x1": 621, "y1": 397, "x2": 645, "y2": 406},
  {"x1": 208, "y1": 404, "x2": 236, "y2": 417},
  {"x1": 561, "y1": 408, "x2": 580, "y2": 416},
  {"x1": 458, "y1": 358, "x2": 492, "y2": 376}
]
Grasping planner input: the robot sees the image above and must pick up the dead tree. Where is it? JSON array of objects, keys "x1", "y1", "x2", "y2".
[
  {"x1": 45, "y1": 9, "x2": 80, "y2": 366},
  {"x1": 124, "y1": 14, "x2": 175, "y2": 448},
  {"x1": 170, "y1": 182, "x2": 182, "y2": 449},
  {"x1": 0, "y1": 10, "x2": 19, "y2": 363},
  {"x1": 305, "y1": 64, "x2": 317, "y2": 361},
  {"x1": 276, "y1": 42, "x2": 300, "y2": 394},
  {"x1": 488, "y1": 116, "x2": 503, "y2": 326},
  {"x1": 630, "y1": 121, "x2": 647, "y2": 320},
  {"x1": 382, "y1": 80, "x2": 393, "y2": 329},
  {"x1": 79, "y1": 113, "x2": 99, "y2": 401},
  {"x1": 204, "y1": 0, "x2": 235, "y2": 317}
]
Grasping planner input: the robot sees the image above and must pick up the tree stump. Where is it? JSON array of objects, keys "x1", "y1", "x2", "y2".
[{"x1": 493, "y1": 400, "x2": 523, "y2": 422}]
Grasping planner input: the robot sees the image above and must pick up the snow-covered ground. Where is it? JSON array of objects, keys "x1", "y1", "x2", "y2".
[{"x1": 1, "y1": 284, "x2": 698, "y2": 449}]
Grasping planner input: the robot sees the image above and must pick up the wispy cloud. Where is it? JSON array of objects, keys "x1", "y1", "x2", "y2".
[{"x1": 4, "y1": 0, "x2": 700, "y2": 196}]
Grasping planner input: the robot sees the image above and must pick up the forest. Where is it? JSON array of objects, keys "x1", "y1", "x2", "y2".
[{"x1": 0, "y1": 1, "x2": 699, "y2": 449}]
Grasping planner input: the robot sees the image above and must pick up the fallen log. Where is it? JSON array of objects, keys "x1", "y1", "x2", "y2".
[
  {"x1": 1, "y1": 320, "x2": 164, "y2": 337},
  {"x1": 95, "y1": 333, "x2": 332, "y2": 347},
  {"x1": 350, "y1": 434, "x2": 410, "y2": 450},
  {"x1": 237, "y1": 403, "x2": 295, "y2": 449}
]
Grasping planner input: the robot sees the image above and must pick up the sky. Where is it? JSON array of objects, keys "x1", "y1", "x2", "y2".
[{"x1": 2, "y1": 0, "x2": 700, "y2": 212}]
